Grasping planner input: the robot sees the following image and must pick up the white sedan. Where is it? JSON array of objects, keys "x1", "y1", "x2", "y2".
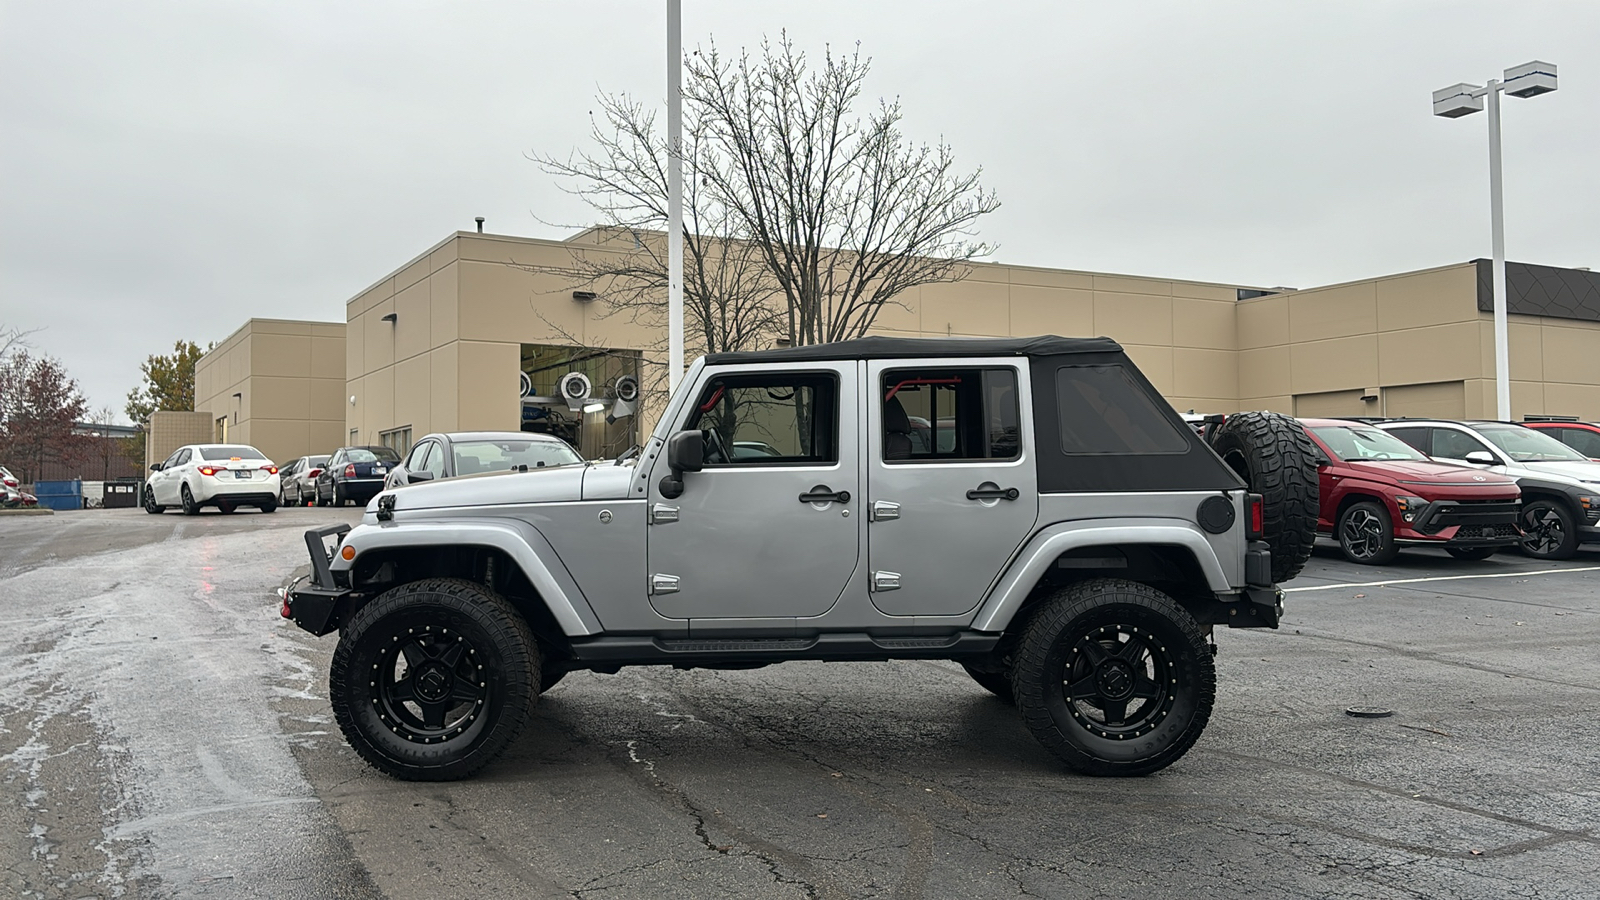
[{"x1": 143, "y1": 444, "x2": 281, "y2": 515}]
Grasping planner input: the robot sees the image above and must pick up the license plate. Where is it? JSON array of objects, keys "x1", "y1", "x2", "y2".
[
  {"x1": 372, "y1": 467, "x2": 387, "y2": 475},
  {"x1": 233, "y1": 471, "x2": 252, "y2": 480}
]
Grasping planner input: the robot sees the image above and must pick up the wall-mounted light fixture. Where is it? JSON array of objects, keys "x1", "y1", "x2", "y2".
[
  {"x1": 572, "y1": 291, "x2": 597, "y2": 303},
  {"x1": 380, "y1": 313, "x2": 397, "y2": 324},
  {"x1": 349, "y1": 395, "x2": 357, "y2": 406}
]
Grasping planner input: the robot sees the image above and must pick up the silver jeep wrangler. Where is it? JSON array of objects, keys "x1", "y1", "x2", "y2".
[{"x1": 286, "y1": 336, "x2": 1307, "y2": 781}]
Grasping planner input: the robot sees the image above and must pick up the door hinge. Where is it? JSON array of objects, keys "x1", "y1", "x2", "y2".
[
  {"x1": 870, "y1": 500, "x2": 900, "y2": 521},
  {"x1": 870, "y1": 571, "x2": 901, "y2": 592},
  {"x1": 650, "y1": 573, "x2": 681, "y2": 595},
  {"x1": 650, "y1": 503, "x2": 679, "y2": 524}
]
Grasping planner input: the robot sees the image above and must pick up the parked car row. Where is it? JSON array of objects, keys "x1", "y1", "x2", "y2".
[
  {"x1": 1279, "y1": 416, "x2": 1600, "y2": 564},
  {"x1": 2, "y1": 463, "x2": 39, "y2": 509}
]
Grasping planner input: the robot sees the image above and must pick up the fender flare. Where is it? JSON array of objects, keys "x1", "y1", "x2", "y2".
[
  {"x1": 331, "y1": 517, "x2": 603, "y2": 636},
  {"x1": 969, "y1": 518, "x2": 1232, "y2": 633}
]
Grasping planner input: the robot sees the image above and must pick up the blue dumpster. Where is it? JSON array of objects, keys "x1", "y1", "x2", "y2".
[{"x1": 34, "y1": 479, "x2": 83, "y2": 511}]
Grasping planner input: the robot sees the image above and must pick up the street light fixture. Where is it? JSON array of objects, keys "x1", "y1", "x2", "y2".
[{"x1": 1432, "y1": 61, "x2": 1557, "y2": 422}]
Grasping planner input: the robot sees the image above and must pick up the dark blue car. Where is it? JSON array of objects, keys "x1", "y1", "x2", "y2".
[{"x1": 315, "y1": 446, "x2": 400, "y2": 507}]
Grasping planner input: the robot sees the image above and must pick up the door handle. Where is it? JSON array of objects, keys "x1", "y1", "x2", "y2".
[
  {"x1": 799, "y1": 485, "x2": 850, "y2": 504},
  {"x1": 966, "y1": 485, "x2": 1020, "y2": 501}
]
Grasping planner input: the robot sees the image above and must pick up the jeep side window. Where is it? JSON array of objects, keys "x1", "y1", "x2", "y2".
[
  {"x1": 881, "y1": 367, "x2": 1020, "y2": 462},
  {"x1": 1431, "y1": 428, "x2": 1492, "y2": 461},
  {"x1": 686, "y1": 373, "x2": 838, "y2": 466},
  {"x1": 1053, "y1": 365, "x2": 1188, "y2": 454}
]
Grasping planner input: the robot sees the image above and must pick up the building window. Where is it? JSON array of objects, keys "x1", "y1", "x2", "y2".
[
  {"x1": 216, "y1": 416, "x2": 229, "y2": 442},
  {"x1": 380, "y1": 427, "x2": 412, "y2": 456},
  {"x1": 350, "y1": 429, "x2": 359, "y2": 445}
]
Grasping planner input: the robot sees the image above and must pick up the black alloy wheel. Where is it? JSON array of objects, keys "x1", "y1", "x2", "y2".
[
  {"x1": 1519, "y1": 500, "x2": 1578, "y2": 560},
  {"x1": 143, "y1": 485, "x2": 164, "y2": 514},
  {"x1": 1012, "y1": 579, "x2": 1214, "y2": 777},
  {"x1": 1446, "y1": 546, "x2": 1497, "y2": 561},
  {"x1": 180, "y1": 484, "x2": 200, "y2": 516},
  {"x1": 1337, "y1": 500, "x2": 1399, "y2": 565},
  {"x1": 330, "y1": 578, "x2": 540, "y2": 781}
]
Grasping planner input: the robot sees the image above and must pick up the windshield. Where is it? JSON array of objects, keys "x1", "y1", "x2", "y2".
[
  {"x1": 307, "y1": 455, "x2": 329, "y2": 466},
  {"x1": 345, "y1": 448, "x2": 400, "y2": 463},
  {"x1": 1308, "y1": 426, "x2": 1428, "y2": 462},
  {"x1": 451, "y1": 439, "x2": 583, "y2": 476},
  {"x1": 201, "y1": 446, "x2": 267, "y2": 460},
  {"x1": 1476, "y1": 426, "x2": 1590, "y2": 462}
]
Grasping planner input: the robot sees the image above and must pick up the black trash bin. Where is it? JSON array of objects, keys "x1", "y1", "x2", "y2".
[{"x1": 103, "y1": 479, "x2": 139, "y2": 509}]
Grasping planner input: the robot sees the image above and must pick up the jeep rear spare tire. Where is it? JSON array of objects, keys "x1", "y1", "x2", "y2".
[
  {"x1": 1011, "y1": 579, "x2": 1214, "y2": 777},
  {"x1": 1208, "y1": 411, "x2": 1318, "y2": 583},
  {"x1": 329, "y1": 578, "x2": 539, "y2": 781}
]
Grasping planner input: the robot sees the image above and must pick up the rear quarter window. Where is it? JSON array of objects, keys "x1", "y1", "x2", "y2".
[{"x1": 1054, "y1": 365, "x2": 1188, "y2": 455}]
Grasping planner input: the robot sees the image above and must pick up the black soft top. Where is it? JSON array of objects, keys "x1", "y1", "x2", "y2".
[{"x1": 704, "y1": 335, "x2": 1121, "y2": 365}]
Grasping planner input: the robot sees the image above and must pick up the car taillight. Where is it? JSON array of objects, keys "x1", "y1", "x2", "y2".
[
  {"x1": 345, "y1": 464, "x2": 356, "y2": 478},
  {"x1": 307, "y1": 468, "x2": 322, "y2": 478},
  {"x1": 1246, "y1": 493, "x2": 1264, "y2": 539},
  {"x1": 198, "y1": 465, "x2": 221, "y2": 476},
  {"x1": 261, "y1": 465, "x2": 278, "y2": 475}
]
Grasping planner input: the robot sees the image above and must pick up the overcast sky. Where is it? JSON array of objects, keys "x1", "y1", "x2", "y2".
[{"x1": 3, "y1": 1, "x2": 1596, "y2": 422}]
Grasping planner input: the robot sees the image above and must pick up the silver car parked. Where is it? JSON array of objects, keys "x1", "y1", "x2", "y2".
[
  {"x1": 279, "y1": 455, "x2": 330, "y2": 507},
  {"x1": 384, "y1": 432, "x2": 582, "y2": 490}
]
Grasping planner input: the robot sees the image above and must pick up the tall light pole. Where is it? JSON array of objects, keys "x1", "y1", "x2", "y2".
[
  {"x1": 666, "y1": 0, "x2": 685, "y2": 394},
  {"x1": 1432, "y1": 61, "x2": 1557, "y2": 422}
]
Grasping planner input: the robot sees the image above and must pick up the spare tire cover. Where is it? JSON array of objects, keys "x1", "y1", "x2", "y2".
[{"x1": 1209, "y1": 412, "x2": 1318, "y2": 583}]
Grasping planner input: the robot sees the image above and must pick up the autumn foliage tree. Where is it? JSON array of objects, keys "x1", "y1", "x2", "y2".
[
  {"x1": 0, "y1": 350, "x2": 89, "y2": 484},
  {"x1": 124, "y1": 339, "x2": 210, "y2": 463}
]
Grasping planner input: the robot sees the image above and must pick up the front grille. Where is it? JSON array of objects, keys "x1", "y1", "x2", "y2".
[
  {"x1": 1448, "y1": 522, "x2": 1520, "y2": 543},
  {"x1": 1417, "y1": 500, "x2": 1519, "y2": 535}
]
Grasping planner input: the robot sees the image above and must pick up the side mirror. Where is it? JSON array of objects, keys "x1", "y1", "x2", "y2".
[
  {"x1": 149, "y1": 463, "x2": 162, "y2": 472},
  {"x1": 1315, "y1": 454, "x2": 1332, "y2": 467},
  {"x1": 1464, "y1": 450, "x2": 1496, "y2": 465},
  {"x1": 659, "y1": 430, "x2": 704, "y2": 499},
  {"x1": 409, "y1": 470, "x2": 434, "y2": 483}
]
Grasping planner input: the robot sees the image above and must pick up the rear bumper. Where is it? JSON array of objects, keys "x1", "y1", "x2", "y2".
[
  {"x1": 194, "y1": 476, "x2": 281, "y2": 502},
  {"x1": 334, "y1": 478, "x2": 385, "y2": 500}
]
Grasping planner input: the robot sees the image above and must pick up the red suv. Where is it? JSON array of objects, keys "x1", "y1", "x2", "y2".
[
  {"x1": 1298, "y1": 419, "x2": 1522, "y2": 564},
  {"x1": 1522, "y1": 421, "x2": 1600, "y2": 460}
]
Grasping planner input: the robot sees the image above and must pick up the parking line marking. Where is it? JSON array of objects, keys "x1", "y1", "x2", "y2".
[{"x1": 1284, "y1": 565, "x2": 1600, "y2": 593}]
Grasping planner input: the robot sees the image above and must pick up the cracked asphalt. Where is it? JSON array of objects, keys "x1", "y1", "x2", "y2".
[{"x1": 2, "y1": 508, "x2": 1598, "y2": 898}]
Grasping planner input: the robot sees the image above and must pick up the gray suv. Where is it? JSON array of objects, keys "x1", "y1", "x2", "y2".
[{"x1": 286, "y1": 336, "x2": 1307, "y2": 781}]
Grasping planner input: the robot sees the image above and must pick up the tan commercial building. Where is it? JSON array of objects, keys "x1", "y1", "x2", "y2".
[
  {"x1": 193, "y1": 318, "x2": 346, "y2": 466},
  {"x1": 194, "y1": 230, "x2": 1600, "y2": 461}
]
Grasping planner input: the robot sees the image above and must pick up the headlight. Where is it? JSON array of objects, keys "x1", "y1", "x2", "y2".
[{"x1": 1395, "y1": 496, "x2": 1430, "y2": 523}]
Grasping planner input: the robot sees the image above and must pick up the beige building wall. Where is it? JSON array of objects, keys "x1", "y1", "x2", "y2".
[
  {"x1": 145, "y1": 411, "x2": 213, "y2": 470},
  {"x1": 345, "y1": 231, "x2": 1254, "y2": 444},
  {"x1": 195, "y1": 319, "x2": 346, "y2": 465},
  {"x1": 338, "y1": 232, "x2": 1600, "y2": 444},
  {"x1": 1238, "y1": 263, "x2": 1489, "y2": 418}
]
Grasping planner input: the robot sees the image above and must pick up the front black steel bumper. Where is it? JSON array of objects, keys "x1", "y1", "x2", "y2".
[{"x1": 283, "y1": 524, "x2": 355, "y2": 637}]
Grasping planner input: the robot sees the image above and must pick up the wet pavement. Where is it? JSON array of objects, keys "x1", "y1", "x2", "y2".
[{"x1": 2, "y1": 508, "x2": 1598, "y2": 898}]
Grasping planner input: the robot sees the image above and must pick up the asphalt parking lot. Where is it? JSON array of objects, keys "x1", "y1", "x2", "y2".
[{"x1": 2, "y1": 508, "x2": 1597, "y2": 899}]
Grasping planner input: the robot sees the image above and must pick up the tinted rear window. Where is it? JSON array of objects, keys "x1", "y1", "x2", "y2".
[
  {"x1": 1055, "y1": 365, "x2": 1188, "y2": 454},
  {"x1": 201, "y1": 446, "x2": 266, "y2": 460},
  {"x1": 346, "y1": 448, "x2": 400, "y2": 463}
]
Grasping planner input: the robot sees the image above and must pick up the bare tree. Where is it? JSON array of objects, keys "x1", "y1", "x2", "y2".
[
  {"x1": 1, "y1": 323, "x2": 38, "y2": 360},
  {"x1": 536, "y1": 33, "x2": 1000, "y2": 352}
]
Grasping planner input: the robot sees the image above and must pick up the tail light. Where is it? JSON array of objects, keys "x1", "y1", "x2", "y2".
[
  {"x1": 1245, "y1": 493, "x2": 1264, "y2": 539},
  {"x1": 261, "y1": 465, "x2": 278, "y2": 475},
  {"x1": 344, "y1": 464, "x2": 357, "y2": 478},
  {"x1": 307, "y1": 468, "x2": 322, "y2": 478},
  {"x1": 198, "y1": 465, "x2": 222, "y2": 476}
]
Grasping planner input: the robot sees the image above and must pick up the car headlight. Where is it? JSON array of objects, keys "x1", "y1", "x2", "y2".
[{"x1": 1395, "y1": 496, "x2": 1430, "y2": 523}]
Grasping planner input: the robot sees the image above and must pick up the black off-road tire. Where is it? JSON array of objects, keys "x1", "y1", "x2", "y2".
[
  {"x1": 1011, "y1": 579, "x2": 1215, "y2": 777},
  {"x1": 961, "y1": 663, "x2": 1015, "y2": 704},
  {"x1": 1445, "y1": 546, "x2": 1497, "y2": 561},
  {"x1": 143, "y1": 485, "x2": 164, "y2": 514},
  {"x1": 1209, "y1": 411, "x2": 1319, "y2": 583},
  {"x1": 1519, "y1": 498, "x2": 1579, "y2": 561},
  {"x1": 180, "y1": 484, "x2": 200, "y2": 516},
  {"x1": 1336, "y1": 500, "x2": 1400, "y2": 565},
  {"x1": 330, "y1": 578, "x2": 540, "y2": 781}
]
